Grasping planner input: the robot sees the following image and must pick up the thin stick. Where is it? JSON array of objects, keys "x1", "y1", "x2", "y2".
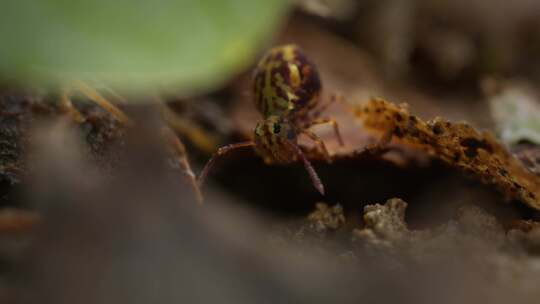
[
  {"x1": 154, "y1": 97, "x2": 206, "y2": 204},
  {"x1": 100, "y1": 84, "x2": 128, "y2": 104},
  {"x1": 162, "y1": 127, "x2": 204, "y2": 204},
  {"x1": 198, "y1": 141, "x2": 256, "y2": 188},
  {"x1": 311, "y1": 93, "x2": 336, "y2": 118},
  {"x1": 74, "y1": 80, "x2": 133, "y2": 126},
  {"x1": 59, "y1": 88, "x2": 85, "y2": 123},
  {"x1": 288, "y1": 142, "x2": 325, "y2": 195}
]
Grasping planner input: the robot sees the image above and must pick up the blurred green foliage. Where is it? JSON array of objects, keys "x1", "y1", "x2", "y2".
[{"x1": 0, "y1": 0, "x2": 289, "y2": 96}]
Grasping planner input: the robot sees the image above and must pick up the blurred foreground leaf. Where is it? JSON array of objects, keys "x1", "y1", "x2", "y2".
[{"x1": 0, "y1": 0, "x2": 289, "y2": 96}]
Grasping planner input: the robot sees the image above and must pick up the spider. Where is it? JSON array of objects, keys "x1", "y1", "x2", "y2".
[{"x1": 198, "y1": 44, "x2": 343, "y2": 195}]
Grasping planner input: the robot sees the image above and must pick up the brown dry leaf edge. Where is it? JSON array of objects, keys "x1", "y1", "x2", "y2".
[{"x1": 354, "y1": 98, "x2": 540, "y2": 211}]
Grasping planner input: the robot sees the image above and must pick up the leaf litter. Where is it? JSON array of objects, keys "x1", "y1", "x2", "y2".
[{"x1": 353, "y1": 98, "x2": 540, "y2": 210}]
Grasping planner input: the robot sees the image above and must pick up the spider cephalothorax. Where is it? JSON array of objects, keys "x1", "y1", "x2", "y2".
[{"x1": 254, "y1": 115, "x2": 298, "y2": 164}]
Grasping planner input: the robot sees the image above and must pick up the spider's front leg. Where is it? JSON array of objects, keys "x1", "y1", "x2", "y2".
[
  {"x1": 310, "y1": 93, "x2": 342, "y2": 118},
  {"x1": 198, "y1": 141, "x2": 256, "y2": 189}
]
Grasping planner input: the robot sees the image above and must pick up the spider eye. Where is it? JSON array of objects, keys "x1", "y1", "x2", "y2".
[{"x1": 273, "y1": 124, "x2": 281, "y2": 134}]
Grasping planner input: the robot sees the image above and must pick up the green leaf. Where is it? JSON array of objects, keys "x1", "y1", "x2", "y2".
[{"x1": 0, "y1": 0, "x2": 289, "y2": 96}]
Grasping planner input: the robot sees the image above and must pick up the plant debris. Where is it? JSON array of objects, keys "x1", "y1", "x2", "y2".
[
  {"x1": 354, "y1": 98, "x2": 540, "y2": 211},
  {"x1": 307, "y1": 202, "x2": 346, "y2": 232},
  {"x1": 353, "y1": 198, "x2": 426, "y2": 248},
  {"x1": 352, "y1": 198, "x2": 507, "y2": 249},
  {"x1": 349, "y1": 198, "x2": 521, "y2": 266}
]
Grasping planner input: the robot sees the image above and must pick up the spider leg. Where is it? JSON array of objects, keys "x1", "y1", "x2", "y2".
[
  {"x1": 74, "y1": 80, "x2": 133, "y2": 126},
  {"x1": 162, "y1": 127, "x2": 204, "y2": 204},
  {"x1": 306, "y1": 118, "x2": 344, "y2": 146},
  {"x1": 312, "y1": 92, "x2": 351, "y2": 116},
  {"x1": 309, "y1": 93, "x2": 337, "y2": 118},
  {"x1": 287, "y1": 141, "x2": 325, "y2": 195},
  {"x1": 198, "y1": 141, "x2": 256, "y2": 189},
  {"x1": 301, "y1": 129, "x2": 331, "y2": 163}
]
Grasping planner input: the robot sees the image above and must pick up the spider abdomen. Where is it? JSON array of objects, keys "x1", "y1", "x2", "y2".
[{"x1": 252, "y1": 44, "x2": 322, "y2": 119}]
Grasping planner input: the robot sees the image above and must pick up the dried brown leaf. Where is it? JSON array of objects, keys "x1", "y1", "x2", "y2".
[{"x1": 355, "y1": 98, "x2": 540, "y2": 211}]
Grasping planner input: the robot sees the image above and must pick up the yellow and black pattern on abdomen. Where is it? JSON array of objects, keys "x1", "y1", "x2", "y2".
[{"x1": 252, "y1": 44, "x2": 322, "y2": 118}]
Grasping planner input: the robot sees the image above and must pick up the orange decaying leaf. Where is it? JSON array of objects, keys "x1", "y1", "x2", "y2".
[{"x1": 355, "y1": 98, "x2": 540, "y2": 211}]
